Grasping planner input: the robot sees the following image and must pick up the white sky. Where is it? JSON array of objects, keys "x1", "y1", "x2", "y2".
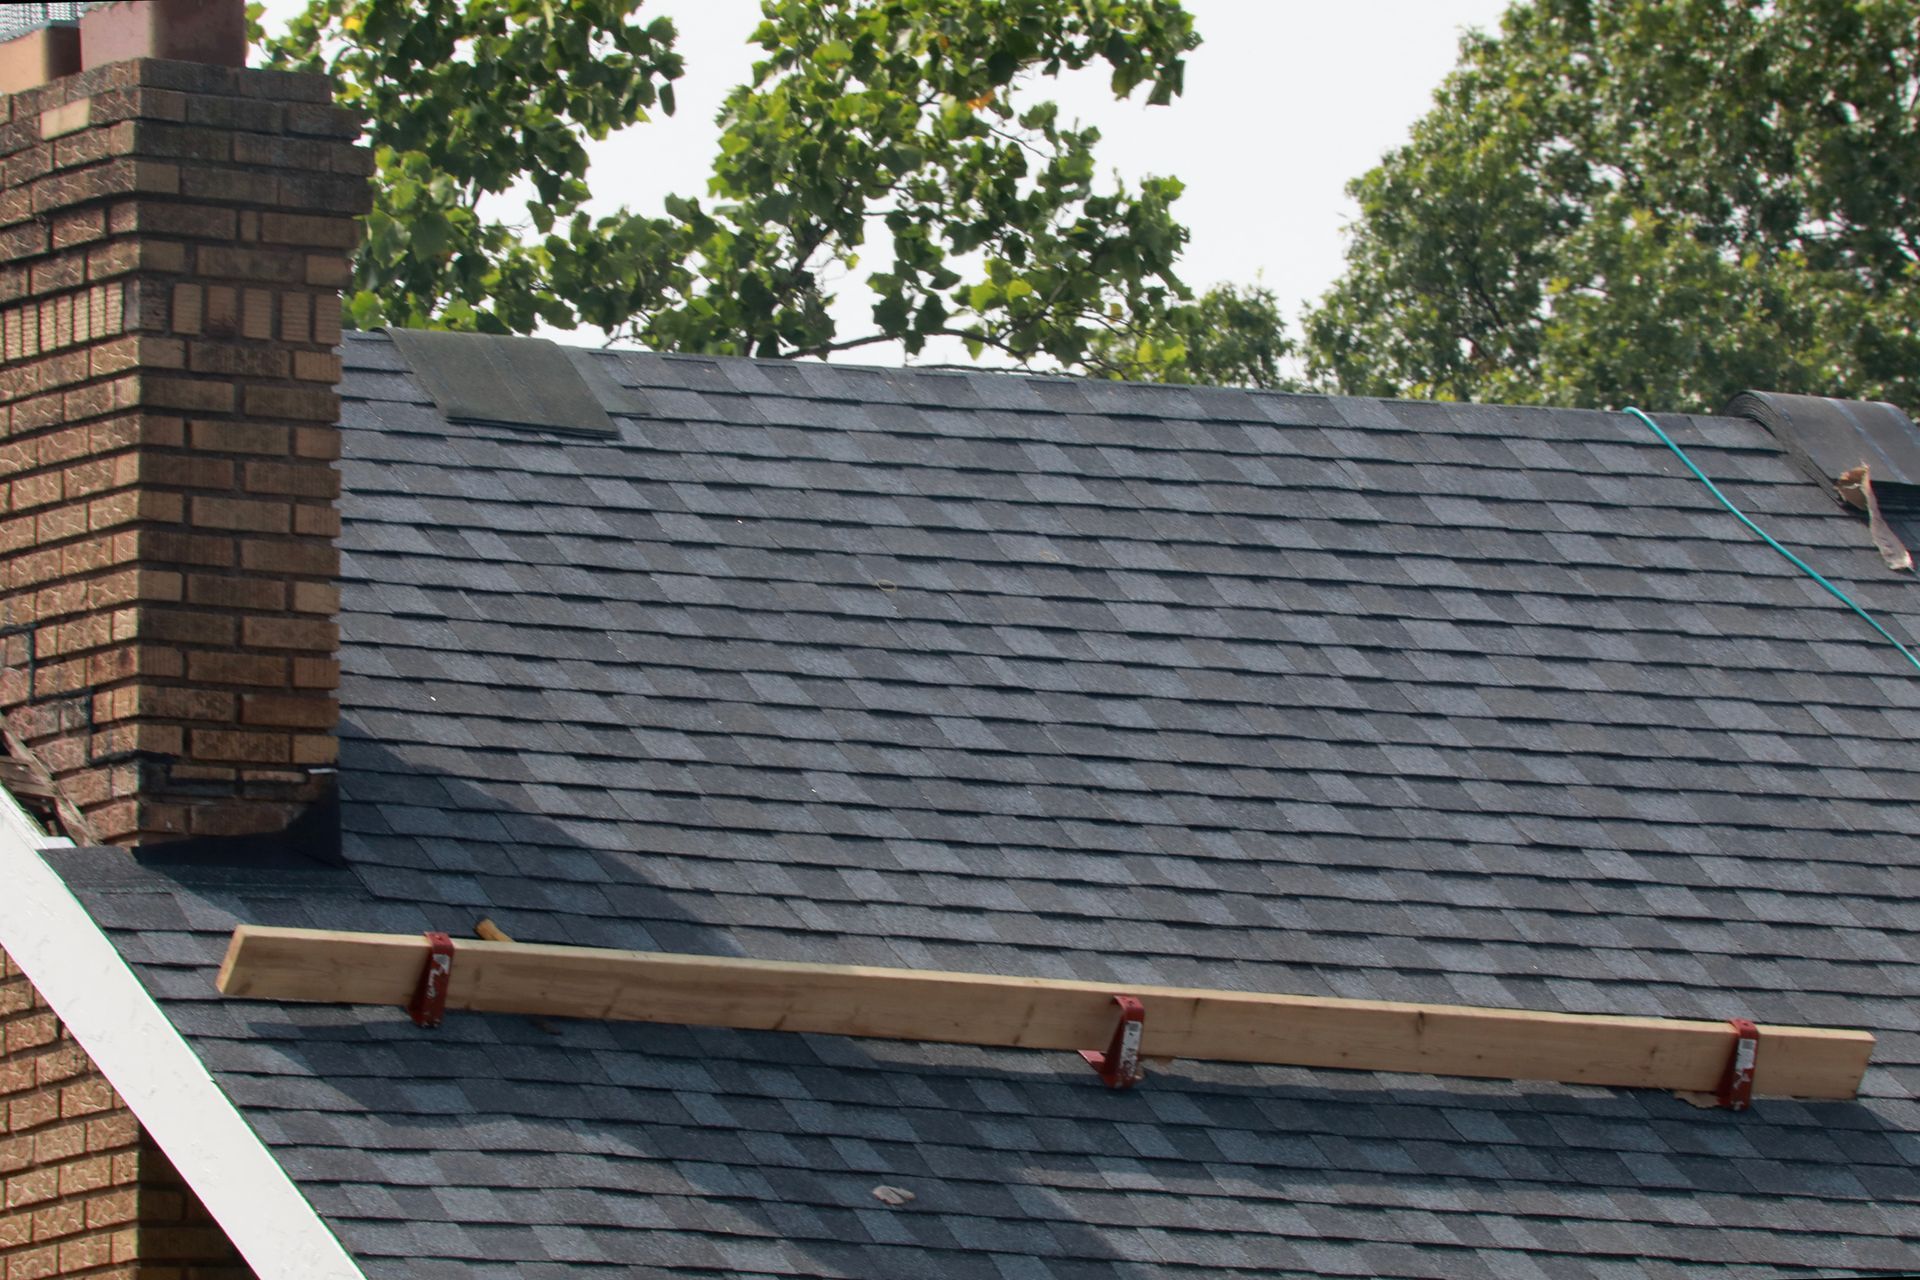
[{"x1": 256, "y1": 0, "x2": 1512, "y2": 361}]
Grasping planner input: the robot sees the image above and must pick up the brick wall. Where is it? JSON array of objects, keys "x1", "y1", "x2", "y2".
[
  {"x1": 0, "y1": 57, "x2": 364, "y2": 845},
  {"x1": 0, "y1": 945, "x2": 253, "y2": 1280}
]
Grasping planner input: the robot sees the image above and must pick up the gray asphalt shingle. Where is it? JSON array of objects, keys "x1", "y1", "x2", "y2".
[{"x1": 44, "y1": 332, "x2": 1920, "y2": 1278}]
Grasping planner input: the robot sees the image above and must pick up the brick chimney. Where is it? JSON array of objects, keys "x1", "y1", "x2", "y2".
[{"x1": 0, "y1": 0, "x2": 365, "y2": 845}]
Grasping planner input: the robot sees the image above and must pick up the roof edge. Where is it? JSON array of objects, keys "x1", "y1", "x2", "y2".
[{"x1": 0, "y1": 791, "x2": 366, "y2": 1280}]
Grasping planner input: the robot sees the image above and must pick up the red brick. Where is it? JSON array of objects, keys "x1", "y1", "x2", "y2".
[
  {"x1": 57, "y1": 1080, "x2": 114, "y2": 1121},
  {"x1": 292, "y1": 504, "x2": 338, "y2": 538},
  {"x1": 201, "y1": 283, "x2": 236, "y2": 336},
  {"x1": 236, "y1": 538, "x2": 334, "y2": 576},
  {"x1": 239, "y1": 287, "x2": 271, "y2": 340},
  {"x1": 240, "y1": 693, "x2": 335, "y2": 729},
  {"x1": 187, "y1": 729, "x2": 288, "y2": 765},
  {"x1": 290, "y1": 581, "x2": 337, "y2": 615},
  {"x1": 291, "y1": 426, "x2": 338, "y2": 460},
  {"x1": 289, "y1": 656, "x2": 337, "y2": 689},
  {"x1": 49, "y1": 208, "x2": 103, "y2": 250},
  {"x1": 139, "y1": 375, "x2": 233, "y2": 414},
  {"x1": 5, "y1": 1241, "x2": 56, "y2": 1279},
  {"x1": 138, "y1": 1226, "x2": 236, "y2": 1261},
  {"x1": 123, "y1": 608, "x2": 236, "y2": 648},
  {"x1": 29, "y1": 1050, "x2": 85, "y2": 1092},
  {"x1": 26, "y1": 1123, "x2": 83, "y2": 1168},
  {"x1": 185, "y1": 650, "x2": 284, "y2": 686},
  {"x1": 258, "y1": 211, "x2": 359, "y2": 250},
  {"x1": 0, "y1": 1062, "x2": 32, "y2": 1099},
  {"x1": 184, "y1": 574, "x2": 284, "y2": 611},
  {"x1": 195, "y1": 244, "x2": 303, "y2": 285},
  {"x1": 86, "y1": 235, "x2": 187, "y2": 280},
  {"x1": 186, "y1": 339, "x2": 287, "y2": 379},
  {"x1": 187, "y1": 419, "x2": 285, "y2": 455},
  {"x1": 231, "y1": 133, "x2": 328, "y2": 171},
  {"x1": 2, "y1": 1093, "x2": 55, "y2": 1138},
  {"x1": 134, "y1": 529, "x2": 227, "y2": 571},
  {"x1": 28, "y1": 1197, "x2": 83, "y2": 1242},
  {"x1": 169, "y1": 282, "x2": 202, "y2": 335},
  {"x1": 305, "y1": 254, "x2": 348, "y2": 288},
  {"x1": 290, "y1": 733, "x2": 337, "y2": 765},
  {"x1": 239, "y1": 615, "x2": 333, "y2": 651},
  {"x1": 242, "y1": 460, "x2": 335, "y2": 499},
  {"x1": 189, "y1": 494, "x2": 288, "y2": 534},
  {"x1": 81, "y1": 1189, "x2": 132, "y2": 1229},
  {"x1": 2, "y1": 1016, "x2": 54, "y2": 1058},
  {"x1": 242, "y1": 384, "x2": 335, "y2": 421},
  {"x1": 2, "y1": 1167, "x2": 57, "y2": 1210},
  {"x1": 106, "y1": 1225, "x2": 139, "y2": 1265},
  {"x1": 81, "y1": 1113, "x2": 135, "y2": 1155},
  {"x1": 140, "y1": 1190, "x2": 186, "y2": 1222},
  {"x1": 93, "y1": 686, "x2": 232, "y2": 725},
  {"x1": 275, "y1": 290, "x2": 309, "y2": 345},
  {"x1": 55, "y1": 1232, "x2": 111, "y2": 1270},
  {"x1": 87, "y1": 488, "x2": 183, "y2": 531}
]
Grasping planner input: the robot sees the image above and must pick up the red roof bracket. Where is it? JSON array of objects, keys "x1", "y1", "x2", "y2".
[
  {"x1": 1080, "y1": 994, "x2": 1146, "y2": 1089},
  {"x1": 1717, "y1": 1018, "x2": 1760, "y2": 1110},
  {"x1": 407, "y1": 931, "x2": 455, "y2": 1028}
]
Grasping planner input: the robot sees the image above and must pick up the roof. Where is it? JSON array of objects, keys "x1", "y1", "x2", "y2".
[{"x1": 37, "y1": 332, "x2": 1920, "y2": 1277}]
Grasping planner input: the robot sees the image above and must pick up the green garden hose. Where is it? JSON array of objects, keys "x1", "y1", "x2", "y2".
[{"x1": 1622, "y1": 405, "x2": 1920, "y2": 675}]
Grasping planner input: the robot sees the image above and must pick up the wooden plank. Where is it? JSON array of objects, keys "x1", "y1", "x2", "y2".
[
  {"x1": 1, "y1": 730, "x2": 97, "y2": 846},
  {"x1": 216, "y1": 926, "x2": 1876, "y2": 1100},
  {"x1": 0, "y1": 760, "x2": 55, "y2": 799}
]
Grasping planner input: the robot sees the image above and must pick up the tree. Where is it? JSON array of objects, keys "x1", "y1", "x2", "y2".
[
  {"x1": 255, "y1": 0, "x2": 685, "y2": 335},
  {"x1": 254, "y1": 0, "x2": 1291, "y2": 385},
  {"x1": 1303, "y1": 0, "x2": 1920, "y2": 412}
]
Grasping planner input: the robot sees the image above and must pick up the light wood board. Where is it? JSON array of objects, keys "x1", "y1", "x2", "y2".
[{"x1": 216, "y1": 925, "x2": 1875, "y2": 1099}]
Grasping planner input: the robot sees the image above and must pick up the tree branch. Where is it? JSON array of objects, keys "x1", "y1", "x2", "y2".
[{"x1": 786, "y1": 326, "x2": 1030, "y2": 362}]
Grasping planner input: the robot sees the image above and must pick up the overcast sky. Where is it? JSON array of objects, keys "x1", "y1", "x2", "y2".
[{"x1": 257, "y1": 0, "x2": 1513, "y2": 359}]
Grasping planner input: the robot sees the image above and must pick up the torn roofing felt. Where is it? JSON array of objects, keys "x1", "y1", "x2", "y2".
[
  {"x1": 43, "y1": 333, "x2": 1920, "y2": 1279},
  {"x1": 1727, "y1": 389, "x2": 1920, "y2": 495}
]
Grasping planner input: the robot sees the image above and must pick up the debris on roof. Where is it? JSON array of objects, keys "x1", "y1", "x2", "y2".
[{"x1": 1837, "y1": 464, "x2": 1914, "y2": 571}]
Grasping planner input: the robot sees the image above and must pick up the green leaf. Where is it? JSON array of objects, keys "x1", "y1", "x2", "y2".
[
  {"x1": 259, "y1": 0, "x2": 1281, "y2": 385},
  {"x1": 1300, "y1": 0, "x2": 1920, "y2": 411}
]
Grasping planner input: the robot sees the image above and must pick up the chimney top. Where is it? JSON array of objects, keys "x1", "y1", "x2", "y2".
[
  {"x1": 0, "y1": 0, "x2": 245, "y2": 97},
  {"x1": 80, "y1": 0, "x2": 246, "y2": 72}
]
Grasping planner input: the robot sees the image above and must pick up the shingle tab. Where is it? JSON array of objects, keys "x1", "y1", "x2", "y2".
[{"x1": 47, "y1": 333, "x2": 1920, "y2": 1278}]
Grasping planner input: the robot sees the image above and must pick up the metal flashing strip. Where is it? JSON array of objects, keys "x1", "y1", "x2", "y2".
[
  {"x1": 0, "y1": 803, "x2": 367, "y2": 1280},
  {"x1": 386, "y1": 327, "x2": 620, "y2": 437}
]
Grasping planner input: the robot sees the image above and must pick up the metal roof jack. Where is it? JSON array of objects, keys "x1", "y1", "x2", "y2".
[{"x1": 1080, "y1": 995, "x2": 1146, "y2": 1089}]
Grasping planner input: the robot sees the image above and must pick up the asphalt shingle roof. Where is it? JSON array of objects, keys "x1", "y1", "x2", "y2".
[{"x1": 45, "y1": 331, "x2": 1920, "y2": 1277}]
